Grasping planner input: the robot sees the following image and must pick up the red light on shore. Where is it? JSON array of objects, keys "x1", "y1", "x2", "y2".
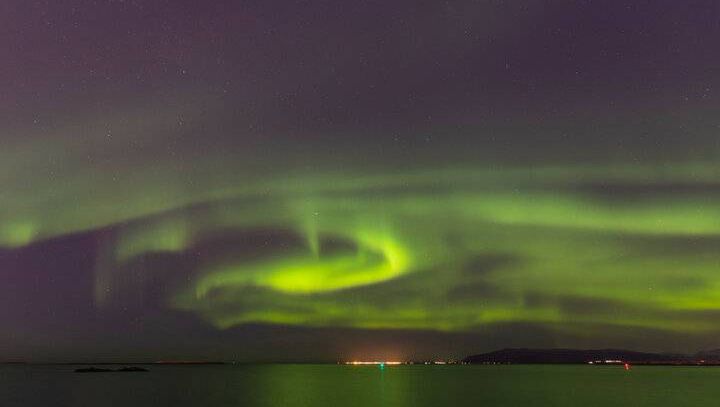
[{"x1": 624, "y1": 363, "x2": 631, "y2": 370}]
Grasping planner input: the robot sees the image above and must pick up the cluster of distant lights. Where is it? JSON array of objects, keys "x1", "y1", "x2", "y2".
[
  {"x1": 344, "y1": 360, "x2": 633, "y2": 370},
  {"x1": 343, "y1": 360, "x2": 633, "y2": 371},
  {"x1": 344, "y1": 361, "x2": 454, "y2": 366},
  {"x1": 587, "y1": 360, "x2": 624, "y2": 364}
]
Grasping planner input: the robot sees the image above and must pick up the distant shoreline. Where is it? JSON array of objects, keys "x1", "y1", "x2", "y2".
[
  {"x1": 4, "y1": 361, "x2": 720, "y2": 367},
  {"x1": 5, "y1": 347, "x2": 720, "y2": 366}
]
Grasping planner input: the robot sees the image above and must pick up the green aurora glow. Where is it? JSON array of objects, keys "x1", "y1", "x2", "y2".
[{"x1": 5, "y1": 134, "x2": 720, "y2": 335}]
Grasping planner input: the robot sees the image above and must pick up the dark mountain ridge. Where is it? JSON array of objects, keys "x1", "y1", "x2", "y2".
[{"x1": 463, "y1": 348, "x2": 710, "y2": 365}]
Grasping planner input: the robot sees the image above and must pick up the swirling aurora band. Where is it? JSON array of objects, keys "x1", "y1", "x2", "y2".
[{"x1": 5, "y1": 156, "x2": 720, "y2": 335}]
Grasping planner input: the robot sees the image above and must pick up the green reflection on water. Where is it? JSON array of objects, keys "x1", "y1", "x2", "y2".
[{"x1": 3, "y1": 364, "x2": 720, "y2": 407}]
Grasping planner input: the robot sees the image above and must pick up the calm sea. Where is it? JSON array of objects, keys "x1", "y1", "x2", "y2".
[{"x1": 1, "y1": 364, "x2": 719, "y2": 406}]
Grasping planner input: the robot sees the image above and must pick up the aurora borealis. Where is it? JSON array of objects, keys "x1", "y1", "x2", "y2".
[{"x1": 3, "y1": 0, "x2": 720, "y2": 361}]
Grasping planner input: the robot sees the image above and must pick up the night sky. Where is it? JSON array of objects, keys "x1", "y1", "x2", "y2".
[{"x1": 3, "y1": 0, "x2": 720, "y2": 362}]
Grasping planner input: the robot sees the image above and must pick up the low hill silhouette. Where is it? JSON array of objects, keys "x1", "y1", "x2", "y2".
[{"x1": 463, "y1": 348, "x2": 697, "y2": 364}]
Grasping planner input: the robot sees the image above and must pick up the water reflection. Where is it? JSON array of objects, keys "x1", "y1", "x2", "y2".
[{"x1": 3, "y1": 364, "x2": 720, "y2": 407}]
